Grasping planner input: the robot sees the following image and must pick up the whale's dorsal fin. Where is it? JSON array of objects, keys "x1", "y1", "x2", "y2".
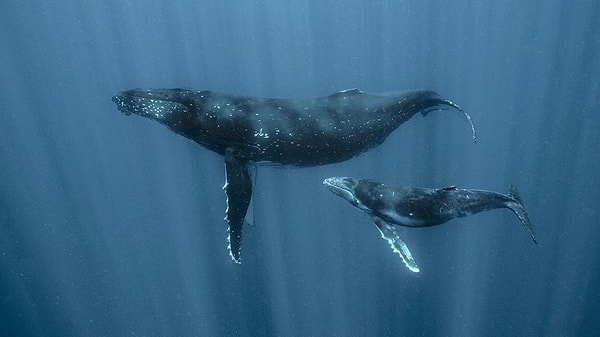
[{"x1": 371, "y1": 216, "x2": 419, "y2": 273}]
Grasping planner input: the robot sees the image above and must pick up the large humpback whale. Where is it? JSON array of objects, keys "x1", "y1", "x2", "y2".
[
  {"x1": 323, "y1": 177, "x2": 536, "y2": 272},
  {"x1": 112, "y1": 88, "x2": 476, "y2": 262}
]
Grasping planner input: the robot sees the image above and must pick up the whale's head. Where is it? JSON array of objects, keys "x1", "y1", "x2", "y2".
[
  {"x1": 323, "y1": 177, "x2": 370, "y2": 212},
  {"x1": 112, "y1": 88, "x2": 200, "y2": 131}
]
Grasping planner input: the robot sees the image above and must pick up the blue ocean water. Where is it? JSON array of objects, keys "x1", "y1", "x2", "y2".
[{"x1": 1, "y1": 1, "x2": 599, "y2": 336}]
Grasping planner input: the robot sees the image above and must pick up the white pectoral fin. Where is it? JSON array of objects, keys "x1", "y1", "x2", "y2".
[
  {"x1": 372, "y1": 216, "x2": 420, "y2": 273},
  {"x1": 223, "y1": 152, "x2": 252, "y2": 264}
]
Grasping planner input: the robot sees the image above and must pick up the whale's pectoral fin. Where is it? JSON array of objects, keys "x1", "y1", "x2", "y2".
[
  {"x1": 372, "y1": 216, "x2": 420, "y2": 273},
  {"x1": 223, "y1": 149, "x2": 253, "y2": 263}
]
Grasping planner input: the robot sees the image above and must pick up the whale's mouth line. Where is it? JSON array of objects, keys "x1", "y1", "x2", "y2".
[
  {"x1": 113, "y1": 88, "x2": 190, "y2": 101},
  {"x1": 112, "y1": 92, "x2": 179, "y2": 104},
  {"x1": 322, "y1": 177, "x2": 347, "y2": 191},
  {"x1": 111, "y1": 91, "x2": 189, "y2": 117},
  {"x1": 323, "y1": 177, "x2": 357, "y2": 204}
]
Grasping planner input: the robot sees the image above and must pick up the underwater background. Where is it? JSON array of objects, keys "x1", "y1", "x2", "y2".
[{"x1": 1, "y1": 1, "x2": 599, "y2": 336}]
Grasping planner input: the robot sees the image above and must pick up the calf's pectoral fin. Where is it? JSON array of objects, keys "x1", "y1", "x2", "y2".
[
  {"x1": 372, "y1": 216, "x2": 420, "y2": 273},
  {"x1": 223, "y1": 149, "x2": 253, "y2": 263}
]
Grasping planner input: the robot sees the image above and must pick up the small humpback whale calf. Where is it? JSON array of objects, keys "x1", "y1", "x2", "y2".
[
  {"x1": 112, "y1": 88, "x2": 476, "y2": 262},
  {"x1": 323, "y1": 177, "x2": 536, "y2": 272}
]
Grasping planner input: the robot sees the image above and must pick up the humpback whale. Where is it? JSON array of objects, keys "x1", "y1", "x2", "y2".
[
  {"x1": 323, "y1": 177, "x2": 536, "y2": 272},
  {"x1": 112, "y1": 88, "x2": 476, "y2": 263}
]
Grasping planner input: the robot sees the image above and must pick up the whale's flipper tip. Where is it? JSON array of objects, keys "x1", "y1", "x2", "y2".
[
  {"x1": 372, "y1": 216, "x2": 420, "y2": 273},
  {"x1": 228, "y1": 239, "x2": 242, "y2": 264}
]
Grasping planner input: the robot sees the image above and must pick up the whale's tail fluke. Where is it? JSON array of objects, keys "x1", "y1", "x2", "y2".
[
  {"x1": 446, "y1": 100, "x2": 477, "y2": 144},
  {"x1": 421, "y1": 96, "x2": 477, "y2": 143},
  {"x1": 506, "y1": 185, "x2": 537, "y2": 244}
]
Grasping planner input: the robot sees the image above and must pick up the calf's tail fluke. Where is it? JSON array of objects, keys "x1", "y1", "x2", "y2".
[{"x1": 506, "y1": 185, "x2": 537, "y2": 244}]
